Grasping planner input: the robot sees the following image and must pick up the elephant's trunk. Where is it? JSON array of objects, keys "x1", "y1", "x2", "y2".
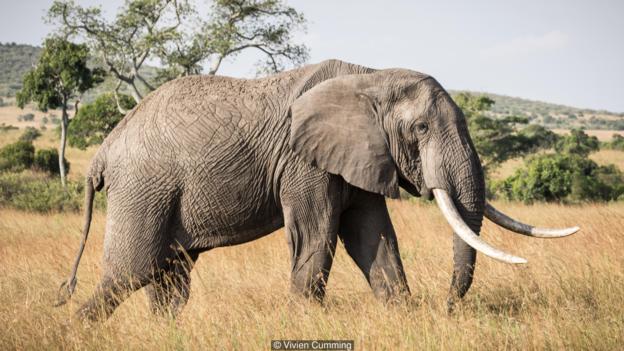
[
  {"x1": 441, "y1": 143, "x2": 486, "y2": 310},
  {"x1": 420, "y1": 119, "x2": 493, "y2": 310}
]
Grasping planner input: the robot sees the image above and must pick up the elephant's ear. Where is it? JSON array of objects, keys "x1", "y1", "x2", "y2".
[{"x1": 289, "y1": 75, "x2": 399, "y2": 198}]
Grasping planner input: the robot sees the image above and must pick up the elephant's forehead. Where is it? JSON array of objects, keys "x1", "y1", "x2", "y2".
[{"x1": 395, "y1": 83, "x2": 443, "y2": 119}]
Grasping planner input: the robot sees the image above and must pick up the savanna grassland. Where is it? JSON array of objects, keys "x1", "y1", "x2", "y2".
[{"x1": 1, "y1": 128, "x2": 623, "y2": 350}]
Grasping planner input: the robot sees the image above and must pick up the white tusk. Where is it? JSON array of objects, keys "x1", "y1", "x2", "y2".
[
  {"x1": 485, "y1": 203, "x2": 580, "y2": 238},
  {"x1": 432, "y1": 189, "x2": 527, "y2": 264}
]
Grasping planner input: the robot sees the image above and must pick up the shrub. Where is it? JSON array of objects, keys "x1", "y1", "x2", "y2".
[
  {"x1": 0, "y1": 172, "x2": 106, "y2": 212},
  {"x1": 17, "y1": 113, "x2": 35, "y2": 122},
  {"x1": 68, "y1": 93, "x2": 135, "y2": 149},
  {"x1": 555, "y1": 129, "x2": 599, "y2": 156},
  {"x1": 18, "y1": 127, "x2": 41, "y2": 142},
  {"x1": 518, "y1": 124, "x2": 560, "y2": 150},
  {"x1": 603, "y1": 134, "x2": 624, "y2": 151},
  {"x1": 32, "y1": 148, "x2": 70, "y2": 175},
  {"x1": 497, "y1": 154, "x2": 624, "y2": 203},
  {"x1": 0, "y1": 141, "x2": 34, "y2": 172}
]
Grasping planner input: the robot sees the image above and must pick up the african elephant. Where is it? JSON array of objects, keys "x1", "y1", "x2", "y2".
[{"x1": 56, "y1": 59, "x2": 579, "y2": 321}]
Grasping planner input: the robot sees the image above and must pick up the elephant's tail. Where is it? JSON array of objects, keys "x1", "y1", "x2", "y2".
[{"x1": 54, "y1": 176, "x2": 98, "y2": 307}]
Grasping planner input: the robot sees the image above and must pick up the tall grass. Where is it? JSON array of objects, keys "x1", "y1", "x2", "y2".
[{"x1": 0, "y1": 201, "x2": 622, "y2": 350}]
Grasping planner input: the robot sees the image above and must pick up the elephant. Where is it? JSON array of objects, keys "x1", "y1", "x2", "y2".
[{"x1": 55, "y1": 59, "x2": 579, "y2": 321}]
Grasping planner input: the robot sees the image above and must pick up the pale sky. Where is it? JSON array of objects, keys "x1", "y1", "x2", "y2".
[{"x1": 1, "y1": 0, "x2": 623, "y2": 112}]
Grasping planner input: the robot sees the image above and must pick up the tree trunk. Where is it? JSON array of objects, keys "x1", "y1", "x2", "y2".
[
  {"x1": 59, "y1": 106, "x2": 69, "y2": 189},
  {"x1": 128, "y1": 80, "x2": 143, "y2": 104},
  {"x1": 113, "y1": 80, "x2": 129, "y2": 115}
]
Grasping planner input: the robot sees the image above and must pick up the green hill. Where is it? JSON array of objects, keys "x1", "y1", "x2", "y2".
[
  {"x1": 0, "y1": 42, "x2": 161, "y2": 104},
  {"x1": 0, "y1": 42, "x2": 41, "y2": 97},
  {"x1": 1, "y1": 42, "x2": 622, "y2": 130},
  {"x1": 452, "y1": 91, "x2": 624, "y2": 130}
]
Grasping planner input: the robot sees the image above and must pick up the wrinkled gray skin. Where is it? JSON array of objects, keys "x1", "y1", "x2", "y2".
[{"x1": 66, "y1": 60, "x2": 484, "y2": 321}]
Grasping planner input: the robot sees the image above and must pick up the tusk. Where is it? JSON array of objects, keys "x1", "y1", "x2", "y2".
[
  {"x1": 485, "y1": 203, "x2": 579, "y2": 238},
  {"x1": 432, "y1": 189, "x2": 527, "y2": 264}
]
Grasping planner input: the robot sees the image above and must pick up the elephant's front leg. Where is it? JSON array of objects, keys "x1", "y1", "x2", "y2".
[
  {"x1": 339, "y1": 190, "x2": 410, "y2": 303},
  {"x1": 281, "y1": 175, "x2": 343, "y2": 302}
]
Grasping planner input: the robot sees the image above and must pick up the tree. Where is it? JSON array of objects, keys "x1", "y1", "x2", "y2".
[
  {"x1": 16, "y1": 37, "x2": 102, "y2": 188},
  {"x1": 68, "y1": 93, "x2": 136, "y2": 149},
  {"x1": 518, "y1": 124, "x2": 560, "y2": 151},
  {"x1": 554, "y1": 128, "x2": 599, "y2": 157},
  {"x1": 49, "y1": 0, "x2": 191, "y2": 109},
  {"x1": 497, "y1": 154, "x2": 624, "y2": 203},
  {"x1": 454, "y1": 93, "x2": 541, "y2": 176},
  {"x1": 48, "y1": 0, "x2": 309, "y2": 110},
  {"x1": 157, "y1": 0, "x2": 309, "y2": 77}
]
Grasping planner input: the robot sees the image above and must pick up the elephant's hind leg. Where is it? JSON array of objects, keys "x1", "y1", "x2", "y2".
[
  {"x1": 339, "y1": 190, "x2": 410, "y2": 303},
  {"x1": 76, "y1": 275, "x2": 151, "y2": 322},
  {"x1": 145, "y1": 249, "x2": 200, "y2": 318},
  {"x1": 78, "y1": 182, "x2": 179, "y2": 322}
]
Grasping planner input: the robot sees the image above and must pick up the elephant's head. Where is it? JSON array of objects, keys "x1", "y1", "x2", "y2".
[{"x1": 290, "y1": 67, "x2": 579, "y2": 303}]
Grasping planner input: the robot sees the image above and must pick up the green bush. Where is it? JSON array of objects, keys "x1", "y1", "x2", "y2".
[
  {"x1": 555, "y1": 129, "x2": 599, "y2": 156},
  {"x1": 32, "y1": 148, "x2": 70, "y2": 175},
  {"x1": 0, "y1": 171, "x2": 106, "y2": 212},
  {"x1": 0, "y1": 141, "x2": 34, "y2": 172},
  {"x1": 497, "y1": 154, "x2": 624, "y2": 203},
  {"x1": 18, "y1": 126, "x2": 41, "y2": 142},
  {"x1": 603, "y1": 134, "x2": 624, "y2": 151},
  {"x1": 17, "y1": 113, "x2": 35, "y2": 122},
  {"x1": 68, "y1": 93, "x2": 135, "y2": 149},
  {"x1": 518, "y1": 124, "x2": 560, "y2": 150}
]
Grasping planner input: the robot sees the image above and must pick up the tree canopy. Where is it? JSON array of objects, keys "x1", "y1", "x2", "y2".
[
  {"x1": 554, "y1": 128, "x2": 599, "y2": 157},
  {"x1": 453, "y1": 92, "x2": 554, "y2": 176},
  {"x1": 48, "y1": 0, "x2": 309, "y2": 106},
  {"x1": 16, "y1": 37, "x2": 102, "y2": 187},
  {"x1": 498, "y1": 154, "x2": 624, "y2": 203},
  {"x1": 48, "y1": 0, "x2": 187, "y2": 104},
  {"x1": 16, "y1": 38, "x2": 102, "y2": 112},
  {"x1": 68, "y1": 93, "x2": 136, "y2": 149}
]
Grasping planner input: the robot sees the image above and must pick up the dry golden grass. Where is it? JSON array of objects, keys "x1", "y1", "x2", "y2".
[
  {"x1": 0, "y1": 102, "x2": 60, "y2": 129},
  {"x1": 552, "y1": 129, "x2": 624, "y2": 142},
  {"x1": 591, "y1": 149, "x2": 624, "y2": 171},
  {"x1": 0, "y1": 201, "x2": 622, "y2": 350}
]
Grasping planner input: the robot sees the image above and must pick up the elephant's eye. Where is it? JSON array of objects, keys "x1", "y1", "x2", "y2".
[{"x1": 415, "y1": 122, "x2": 428, "y2": 134}]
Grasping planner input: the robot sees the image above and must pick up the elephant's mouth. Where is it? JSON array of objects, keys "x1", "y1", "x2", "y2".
[
  {"x1": 398, "y1": 170, "x2": 433, "y2": 200},
  {"x1": 431, "y1": 188, "x2": 580, "y2": 264}
]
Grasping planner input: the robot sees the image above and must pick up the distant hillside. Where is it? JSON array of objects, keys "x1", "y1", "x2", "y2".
[
  {"x1": 1, "y1": 42, "x2": 622, "y2": 130},
  {"x1": 0, "y1": 42, "x2": 41, "y2": 96},
  {"x1": 0, "y1": 42, "x2": 158, "y2": 103},
  {"x1": 450, "y1": 91, "x2": 624, "y2": 130}
]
